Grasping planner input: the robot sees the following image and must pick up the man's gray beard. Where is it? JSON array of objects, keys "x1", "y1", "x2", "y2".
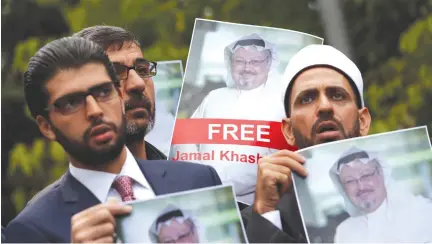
[{"x1": 125, "y1": 115, "x2": 155, "y2": 144}]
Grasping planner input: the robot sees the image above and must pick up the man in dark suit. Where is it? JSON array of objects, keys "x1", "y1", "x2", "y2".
[
  {"x1": 241, "y1": 44, "x2": 372, "y2": 242},
  {"x1": 73, "y1": 25, "x2": 167, "y2": 161},
  {"x1": 4, "y1": 37, "x2": 222, "y2": 243}
]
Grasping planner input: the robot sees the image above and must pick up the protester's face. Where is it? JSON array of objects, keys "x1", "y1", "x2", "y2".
[
  {"x1": 339, "y1": 160, "x2": 387, "y2": 213},
  {"x1": 36, "y1": 63, "x2": 126, "y2": 166},
  {"x1": 282, "y1": 67, "x2": 371, "y2": 149},
  {"x1": 106, "y1": 42, "x2": 155, "y2": 143},
  {"x1": 231, "y1": 46, "x2": 270, "y2": 90},
  {"x1": 158, "y1": 219, "x2": 199, "y2": 243}
]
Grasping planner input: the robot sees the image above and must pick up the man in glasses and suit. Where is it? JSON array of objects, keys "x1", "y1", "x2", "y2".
[
  {"x1": 4, "y1": 37, "x2": 222, "y2": 243},
  {"x1": 74, "y1": 26, "x2": 166, "y2": 161}
]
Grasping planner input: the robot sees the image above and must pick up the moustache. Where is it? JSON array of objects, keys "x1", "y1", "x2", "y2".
[
  {"x1": 240, "y1": 71, "x2": 257, "y2": 76},
  {"x1": 311, "y1": 117, "x2": 345, "y2": 135},
  {"x1": 83, "y1": 118, "x2": 117, "y2": 142},
  {"x1": 124, "y1": 94, "x2": 152, "y2": 112},
  {"x1": 356, "y1": 189, "x2": 374, "y2": 197}
]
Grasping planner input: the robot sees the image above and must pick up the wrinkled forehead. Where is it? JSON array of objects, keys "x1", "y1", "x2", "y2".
[
  {"x1": 231, "y1": 46, "x2": 270, "y2": 60},
  {"x1": 105, "y1": 42, "x2": 143, "y2": 66}
]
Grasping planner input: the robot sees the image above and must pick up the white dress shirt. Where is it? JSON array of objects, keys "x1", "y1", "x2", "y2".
[
  {"x1": 262, "y1": 210, "x2": 283, "y2": 230},
  {"x1": 69, "y1": 147, "x2": 156, "y2": 203}
]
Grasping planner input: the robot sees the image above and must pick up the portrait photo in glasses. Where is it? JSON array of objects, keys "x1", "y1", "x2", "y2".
[
  {"x1": 292, "y1": 126, "x2": 432, "y2": 243},
  {"x1": 170, "y1": 18, "x2": 323, "y2": 205},
  {"x1": 115, "y1": 185, "x2": 247, "y2": 243}
]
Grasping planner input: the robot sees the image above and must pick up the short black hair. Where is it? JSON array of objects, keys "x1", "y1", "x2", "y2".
[
  {"x1": 73, "y1": 25, "x2": 140, "y2": 51},
  {"x1": 283, "y1": 64, "x2": 363, "y2": 117},
  {"x1": 24, "y1": 36, "x2": 119, "y2": 119}
]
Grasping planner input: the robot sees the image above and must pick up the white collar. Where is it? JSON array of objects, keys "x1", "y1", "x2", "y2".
[{"x1": 69, "y1": 147, "x2": 153, "y2": 202}]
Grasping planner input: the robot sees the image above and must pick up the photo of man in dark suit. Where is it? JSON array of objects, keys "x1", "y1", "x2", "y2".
[{"x1": 4, "y1": 36, "x2": 222, "y2": 243}]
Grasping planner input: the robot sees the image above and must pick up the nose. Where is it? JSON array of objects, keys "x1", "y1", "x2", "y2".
[
  {"x1": 85, "y1": 96, "x2": 104, "y2": 121},
  {"x1": 244, "y1": 62, "x2": 253, "y2": 71},
  {"x1": 124, "y1": 69, "x2": 146, "y2": 94},
  {"x1": 316, "y1": 93, "x2": 334, "y2": 118}
]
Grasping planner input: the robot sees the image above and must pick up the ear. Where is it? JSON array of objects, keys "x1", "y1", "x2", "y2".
[
  {"x1": 281, "y1": 118, "x2": 296, "y2": 146},
  {"x1": 358, "y1": 107, "x2": 371, "y2": 136},
  {"x1": 35, "y1": 115, "x2": 56, "y2": 141}
]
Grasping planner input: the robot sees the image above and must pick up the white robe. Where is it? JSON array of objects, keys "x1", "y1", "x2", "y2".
[{"x1": 334, "y1": 195, "x2": 432, "y2": 243}]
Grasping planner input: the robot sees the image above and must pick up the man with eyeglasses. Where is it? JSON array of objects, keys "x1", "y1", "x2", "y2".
[
  {"x1": 171, "y1": 33, "x2": 285, "y2": 206},
  {"x1": 329, "y1": 146, "x2": 432, "y2": 243},
  {"x1": 73, "y1": 26, "x2": 165, "y2": 161},
  {"x1": 148, "y1": 205, "x2": 200, "y2": 243},
  {"x1": 4, "y1": 37, "x2": 222, "y2": 243}
]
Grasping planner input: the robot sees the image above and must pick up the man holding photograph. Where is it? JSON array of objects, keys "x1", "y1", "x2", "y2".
[
  {"x1": 242, "y1": 44, "x2": 372, "y2": 243},
  {"x1": 4, "y1": 37, "x2": 222, "y2": 243},
  {"x1": 329, "y1": 146, "x2": 432, "y2": 243}
]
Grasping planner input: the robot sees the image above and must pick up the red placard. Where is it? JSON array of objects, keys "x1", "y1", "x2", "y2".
[{"x1": 171, "y1": 118, "x2": 297, "y2": 151}]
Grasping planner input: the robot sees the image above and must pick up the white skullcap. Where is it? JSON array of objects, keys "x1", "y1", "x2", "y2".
[
  {"x1": 148, "y1": 204, "x2": 194, "y2": 243},
  {"x1": 334, "y1": 146, "x2": 375, "y2": 174},
  {"x1": 282, "y1": 44, "x2": 364, "y2": 114}
]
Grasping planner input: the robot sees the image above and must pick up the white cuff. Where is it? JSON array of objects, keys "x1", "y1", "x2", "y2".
[{"x1": 261, "y1": 210, "x2": 283, "y2": 230}]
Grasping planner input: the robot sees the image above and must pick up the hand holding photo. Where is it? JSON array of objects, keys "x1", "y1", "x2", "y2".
[{"x1": 115, "y1": 185, "x2": 247, "y2": 243}]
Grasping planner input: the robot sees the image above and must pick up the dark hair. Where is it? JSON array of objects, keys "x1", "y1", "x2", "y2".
[
  {"x1": 24, "y1": 36, "x2": 119, "y2": 119},
  {"x1": 73, "y1": 25, "x2": 140, "y2": 51},
  {"x1": 283, "y1": 65, "x2": 363, "y2": 117}
]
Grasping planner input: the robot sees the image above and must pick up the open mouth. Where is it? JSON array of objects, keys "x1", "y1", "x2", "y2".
[
  {"x1": 317, "y1": 123, "x2": 339, "y2": 134},
  {"x1": 90, "y1": 125, "x2": 111, "y2": 137},
  {"x1": 127, "y1": 107, "x2": 148, "y2": 118},
  {"x1": 88, "y1": 124, "x2": 114, "y2": 144}
]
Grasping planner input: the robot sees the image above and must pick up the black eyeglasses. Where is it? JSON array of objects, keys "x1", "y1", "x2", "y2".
[
  {"x1": 45, "y1": 82, "x2": 120, "y2": 115},
  {"x1": 112, "y1": 58, "x2": 157, "y2": 81}
]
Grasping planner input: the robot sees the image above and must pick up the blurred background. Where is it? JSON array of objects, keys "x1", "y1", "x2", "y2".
[
  {"x1": 294, "y1": 126, "x2": 432, "y2": 243},
  {"x1": 145, "y1": 60, "x2": 183, "y2": 156},
  {"x1": 1, "y1": 0, "x2": 431, "y2": 226},
  {"x1": 117, "y1": 186, "x2": 246, "y2": 243}
]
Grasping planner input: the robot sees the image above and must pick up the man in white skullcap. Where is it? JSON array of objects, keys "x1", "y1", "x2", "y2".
[
  {"x1": 148, "y1": 205, "x2": 200, "y2": 243},
  {"x1": 172, "y1": 33, "x2": 284, "y2": 205},
  {"x1": 241, "y1": 44, "x2": 372, "y2": 243},
  {"x1": 329, "y1": 146, "x2": 432, "y2": 243}
]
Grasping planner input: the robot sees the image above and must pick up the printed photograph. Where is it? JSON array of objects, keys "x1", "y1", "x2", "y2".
[
  {"x1": 146, "y1": 60, "x2": 184, "y2": 156},
  {"x1": 170, "y1": 18, "x2": 324, "y2": 205},
  {"x1": 116, "y1": 185, "x2": 247, "y2": 243},
  {"x1": 292, "y1": 126, "x2": 432, "y2": 243}
]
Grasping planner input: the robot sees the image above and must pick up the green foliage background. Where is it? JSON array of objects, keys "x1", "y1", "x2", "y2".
[{"x1": 1, "y1": 0, "x2": 431, "y2": 224}]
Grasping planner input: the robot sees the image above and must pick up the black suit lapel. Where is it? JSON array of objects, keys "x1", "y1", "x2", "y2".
[
  {"x1": 61, "y1": 171, "x2": 101, "y2": 215},
  {"x1": 136, "y1": 159, "x2": 169, "y2": 195}
]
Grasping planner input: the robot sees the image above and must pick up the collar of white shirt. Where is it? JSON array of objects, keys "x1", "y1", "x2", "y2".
[{"x1": 69, "y1": 147, "x2": 154, "y2": 203}]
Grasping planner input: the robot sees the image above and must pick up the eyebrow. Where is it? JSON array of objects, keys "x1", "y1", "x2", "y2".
[
  {"x1": 53, "y1": 81, "x2": 113, "y2": 101},
  {"x1": 293, "y1": 86, "x2": 352, "y2": 103}
]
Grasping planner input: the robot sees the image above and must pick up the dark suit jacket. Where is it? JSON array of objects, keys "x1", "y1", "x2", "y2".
[
  {"x1": 5, "y1": 159, "x2": 222, "y2": 243},
  {"x1": 241, "y1": 188, "x2": 307, "y2": 243}
]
